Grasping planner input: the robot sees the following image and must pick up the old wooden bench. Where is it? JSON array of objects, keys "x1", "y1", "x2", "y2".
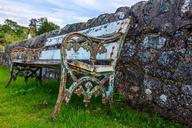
[{"x1": 7, "y1": 17, "x2": 131, "y2": 118}]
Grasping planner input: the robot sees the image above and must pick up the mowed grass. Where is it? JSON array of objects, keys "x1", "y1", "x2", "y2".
[{"x1": 0, "y1": 66, "x2": 183, "y2": 128}]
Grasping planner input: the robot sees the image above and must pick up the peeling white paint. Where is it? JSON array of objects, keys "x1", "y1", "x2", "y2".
[
  {"x1": 45, "y1": 19, "x2": 127, "y2": 46},
  {"x1": 40, "y1": 42, "x2": 120, "y2": 60},
  {"x1": 41, "y1": 19, "x2": 130, "y2": 60}
]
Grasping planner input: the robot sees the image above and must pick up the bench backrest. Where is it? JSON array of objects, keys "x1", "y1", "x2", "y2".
[
  {"x1": 39, "y1": 18, "x2": 130, "y2": 61},
  {"x1": 10, "y1": 18, "x2": 131, "y2": 64}
]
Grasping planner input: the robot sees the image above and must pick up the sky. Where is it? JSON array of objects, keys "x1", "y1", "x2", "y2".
[{"x1": 0, "y1": 0, "x2": 145, "y2": 27}]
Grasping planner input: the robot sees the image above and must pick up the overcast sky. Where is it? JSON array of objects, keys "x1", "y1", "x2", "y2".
[{"x1": 0, "y1": 0, "x2": 145, "y2": 27}]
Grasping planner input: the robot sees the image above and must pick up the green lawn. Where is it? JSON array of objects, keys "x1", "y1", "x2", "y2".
[{"x1": 0, "y1": 66, "x2": 183, "y2": 128}]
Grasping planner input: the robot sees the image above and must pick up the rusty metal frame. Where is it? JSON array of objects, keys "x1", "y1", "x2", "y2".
[
  {"x1": 50, "y1": 18, "x2": 131, "y2": 119},
  {"x1": 6, "y1": 63, "x2": 42, "y2": 87},
  {"x1": 6, "y1": 46, "x2": 45, "y2": 87}
]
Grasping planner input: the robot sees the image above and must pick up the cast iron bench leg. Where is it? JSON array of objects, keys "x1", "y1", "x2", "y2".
[
  {"x1": 49, "y1": 68, "x2": 67, "y2": 120},
  {"x1": 102, "y1": 74, "x2": 115, "y2": 104},
  {"x1": 36, "y1": 67, "x2": 42, "y2": 85},
  {"x1": 39, "y1": 67, "x2": 42, "y2": 85},
  {"x1": 5, "y1": 64, "x2": 15, "y2": 88}
]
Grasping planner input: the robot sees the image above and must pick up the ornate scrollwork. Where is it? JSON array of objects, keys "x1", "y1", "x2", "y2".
[
  {"x1": 64, "y1": 76, "x2": 109, "y2": 107},
  {"x1": 58, "y1": 32, "x2": 124, "y2": 108},
  {"x1": 10, "y1": 46, "x2": 44, "y2": 62},
  {"x1": 49, "y1": 18, "x2": 131, "y2": 119},
  {"x1": 61, "y1": 32, "x2": 122, "y2": 66}
]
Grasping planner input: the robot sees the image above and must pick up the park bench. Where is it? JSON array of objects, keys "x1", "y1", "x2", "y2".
[{"x1": 7, "y1": 17, "x2": 131, "y2": 118}]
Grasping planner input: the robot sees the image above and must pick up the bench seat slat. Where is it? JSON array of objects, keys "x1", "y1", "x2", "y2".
[
  {"x1": 69, "y1": 60, "x2": 114, "y2": 73},
  {"x1": 13, "y1": 59, "x2": 114, "y2": 73}
]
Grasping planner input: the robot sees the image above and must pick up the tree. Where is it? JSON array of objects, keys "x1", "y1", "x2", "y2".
[
  {"x1": 29, "y1": 18, "x2": 38, "y2": 35},
  {"x1": 4, "y1": 19, "x2": 17, "y2": 26},
  {"x1": 0, "y1": 19, "x2": 29, "y2": 46},
  {"x1": 37, "y1": 18, "x2": 60, "y2": 35},
  {"x1": 29, "y1": 18, "x2": 60, "y2": 36},
  {"x1": 0, "y1": 33, "x2": 6, "y2": 46}
]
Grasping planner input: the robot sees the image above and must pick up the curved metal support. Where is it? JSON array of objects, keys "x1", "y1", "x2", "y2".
[
  {"x1": 6, "y1": 64, "x2": 42, "y2": 88},
  {"x1": 65, "y1": 76, "x2": 106, "y2": 104},
  {"x1": 6, "y1": 45, "x2": 44, "y2": 88},
  {"x1": 61, "y1": 32, "x2": 123, "y2": 67},
  {"x1": 50, "y1": 24, "x2": 129, "y2": 119}
]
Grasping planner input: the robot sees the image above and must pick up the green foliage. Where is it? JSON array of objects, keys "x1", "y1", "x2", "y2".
[
  {"x1": 29, "y1": 17, "x2": 60, "y2": 36},
  {"x1": 37, "y1": 18, "x2": 60, "y2": 35},
  {"x1": 0, "y1": 17, "x2": 60, "y2": 46},
  {"x1": 0, "y1": 66, "x2": 183, "y2": 128},
  {"x1": 4, "y1": 19, "x2": 17, "y2": 26},
  {"x1": 0, "y1": 19, "x2": 29, "y2": 46}
]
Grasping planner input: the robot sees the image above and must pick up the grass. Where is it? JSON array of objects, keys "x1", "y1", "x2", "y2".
[{"x1": 0, "y1": 66, "x2": 183, "y2": 128}]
